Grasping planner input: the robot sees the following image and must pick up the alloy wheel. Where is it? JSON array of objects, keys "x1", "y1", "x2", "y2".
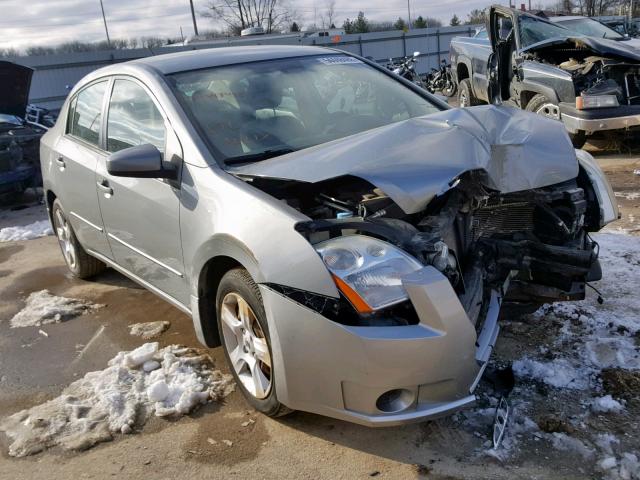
[
  {"x1": 220, "y1": 292, "x2": 272, "y2": 399},
  {"x1": 54, "y1": 208, "x2": 77, "y2": 270}
]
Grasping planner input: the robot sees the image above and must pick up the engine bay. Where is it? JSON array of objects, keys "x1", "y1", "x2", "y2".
[
  {"x1": 244, "y1": 171, "x2": 601, "y2": 327},
  {"x1": 524, "y1": 40, "x2": 640, "y2": 105}
]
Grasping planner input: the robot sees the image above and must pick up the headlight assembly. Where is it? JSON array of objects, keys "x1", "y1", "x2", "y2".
[
  {"x1": 576, "y1": 94, "x2": 619, "y2": 110},
  {"x1": 315, "y1": 235, "x2": 423, "y2": 313},
  {"x1": 576, "y1": 149, "x2": 619, "y2": 227}
]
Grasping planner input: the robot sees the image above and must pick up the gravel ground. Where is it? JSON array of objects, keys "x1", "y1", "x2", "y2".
[{"x1": 0, "y1": 148, "x2": 638, "y2": 480}]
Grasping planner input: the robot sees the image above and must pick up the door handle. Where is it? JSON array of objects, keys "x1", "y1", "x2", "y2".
[
  {"x1": 97, "y1": 180, "x2": 113, "y2": 197},
  {"x1": 55, "y1": 156, "x2": 66, "y2": 168}
]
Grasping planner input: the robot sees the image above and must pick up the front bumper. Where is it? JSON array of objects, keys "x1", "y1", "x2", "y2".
[
  {"x1": 559, "y1": 103, "x2": 640, "y2": 134},
  {"x1": 260, "y1": 266, "x2": 500, "y2": 427}
]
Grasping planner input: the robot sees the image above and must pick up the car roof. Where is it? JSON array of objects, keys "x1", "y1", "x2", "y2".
[{"x1": 130, "y1": 45, "x2": 338, "y2": 74}]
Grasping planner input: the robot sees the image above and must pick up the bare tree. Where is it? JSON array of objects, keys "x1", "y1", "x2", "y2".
[
  {"x1": 320, "y1": 0, "x2": 336, "y2": 28},
  {"x1": 202, "y1": 0, "x2": 292, "y2": 34}
]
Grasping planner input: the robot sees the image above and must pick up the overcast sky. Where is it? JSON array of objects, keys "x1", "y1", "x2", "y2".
[{"x1": 0, "y1": 0, "x2": 499, "y2": 51}]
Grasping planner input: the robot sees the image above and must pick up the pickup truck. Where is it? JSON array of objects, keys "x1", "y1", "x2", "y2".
[{"x1": 450, "y1": 6, "x2": 640, "y2": 148}]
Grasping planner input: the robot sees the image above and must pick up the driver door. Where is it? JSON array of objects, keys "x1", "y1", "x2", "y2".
[{"x1": 487, "y1": 7, "x2": 516, "y2": 105}]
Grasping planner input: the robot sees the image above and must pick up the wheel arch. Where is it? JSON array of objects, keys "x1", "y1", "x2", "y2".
[
  {"x1": 456, "y1": 60, "x2": 470, "y2": 82},
  {"x1": 519, "y1": 83, "x2": 560, "y2": 108},
  {"x1": 190, "y1": 234, "x2": 264, "y2": 348}
]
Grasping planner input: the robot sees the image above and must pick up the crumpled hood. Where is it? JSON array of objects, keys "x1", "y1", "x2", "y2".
[
  {"x1": 230, "y1": 105, "x2": 579, "y2": 214},
  {"x1": 0, "y1": 61, "x2": 33, "y2": 118},
  {"x1": 522, "y1": 36, "x2": 640, "y2": 62}
]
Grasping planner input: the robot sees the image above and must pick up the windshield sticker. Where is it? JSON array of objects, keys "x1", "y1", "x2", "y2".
[{"x1": 317, "y1": 56, "x2": 362, "y2": 65}]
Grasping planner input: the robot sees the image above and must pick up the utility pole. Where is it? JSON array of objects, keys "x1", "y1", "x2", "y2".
[
  {"x1": 99, "y1": 0, "x2": 111, "y2": 47},
  {"x1": 189, "y1": 0, "x2": 199, "y2": 36},
  {"x1": 407, "y1": 0, "x2": 412, "y2": 29}
]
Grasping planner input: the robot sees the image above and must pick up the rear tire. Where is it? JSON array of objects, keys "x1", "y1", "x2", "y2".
[
  {"x1": 457, "y1": 79, "x2": 479, "y2": 107},
  {"x1": 525, "y1": 94, "x2": 587, "y2": 149},
  {"x1": 52, "y1": 199, "x2": 105, "y2": 279},
  {"x1": 216, "y1": 268, "x2": 292, "y2": 417}
]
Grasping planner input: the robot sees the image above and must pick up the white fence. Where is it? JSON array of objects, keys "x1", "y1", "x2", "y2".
[{"x1": 10, "y1": 25, "x2": 478, "y2": 111}]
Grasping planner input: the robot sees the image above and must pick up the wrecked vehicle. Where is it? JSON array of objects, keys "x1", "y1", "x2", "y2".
[
  {"x1": 450, "y1": 6, "x2": 640, "y2": 148},
  {"x1": 40, "y1": 46, "x2": 617, "y2": 426},
  {"x1": 0, "y1": 61, "x2": 47, "y2": 195}
]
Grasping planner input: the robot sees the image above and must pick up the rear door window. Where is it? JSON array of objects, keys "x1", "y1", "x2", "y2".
[
  {"x1": 106, "y1": 79, "x2": 166, "y2": 154},
  {"x1": 67, "y1": 81, "x2": 108, "y2": 146}
]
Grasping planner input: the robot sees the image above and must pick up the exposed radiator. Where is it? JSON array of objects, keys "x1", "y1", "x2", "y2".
[{"x1": 470, "y1": 201, "x2": 535, "y2": 241}]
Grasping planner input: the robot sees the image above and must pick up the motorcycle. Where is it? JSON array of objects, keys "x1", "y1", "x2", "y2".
[
  {"x1": 386, "y1": 52, "x2": 427, "y2": 89},
  {"x1": 424, "y1": 59, "x2": 457, "y2": 97}
]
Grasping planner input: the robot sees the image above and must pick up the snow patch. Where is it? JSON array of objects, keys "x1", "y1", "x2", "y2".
[
  {"x1": 614, "y1": 191, "x2": 640, "y2": 200},
  {"x1": 128, "y1": 320, "x2": 170, "y2": 339},
  {"x1": 551, "y1": 432, "x2": 595, "y2": 459},
  {"x1": 512, "y1": 357, "x2": 591, "y2": 389},
  {"x1": 513, "y1": 234, "x2": 640, "y2": 392},
  {"x1": 10, "y1": 290, "x2": 103, "y2": 328},
  {"x1": 0, "y1": 342, "x2": 234, "y2": 457},
  {"x1": 0, "y1": 220, "x2": 53, "y2": 242},
  {"x1": 0, "y1": 343, "x2": 235, "y2": 457},
  {"x1": 591, "y1": 395, "x2": 624, "y2": 413}
]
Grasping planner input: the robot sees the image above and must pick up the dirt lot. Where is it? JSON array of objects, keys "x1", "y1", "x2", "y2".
[{"x1": 0, "y1": 145, "x2": 639, "y2": 480}]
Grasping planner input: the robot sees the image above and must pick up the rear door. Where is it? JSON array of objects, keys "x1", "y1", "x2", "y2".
[
  {"x1": 96, "y1": 77, "x2": 187, "y2": 305},
  {"x1": 50, "y1": 80, "x2": 112, "y2": 258}
]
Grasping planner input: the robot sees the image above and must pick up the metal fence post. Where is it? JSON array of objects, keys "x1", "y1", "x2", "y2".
[
  {"x1": 402, "y1": 32, "x2": 406, "y2": 57},
  {"x1": 358, "y1": 35, "x2": 363, "y2": 55}
]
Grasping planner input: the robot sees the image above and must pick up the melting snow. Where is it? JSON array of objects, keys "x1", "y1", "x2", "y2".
[
  {"x1": 0, "y1": 220, "x2": 53, "y2": 242},
  {"x1": 463, "y1": 233, "x2": 640, "y2": 472},
  {"x1": 128, "y1": 320, "x2": 171, "y2": 339},
  {"x1": 10, "y1": 290, "x2": 103, "y2": 328},
  {"x1": 0, "y1": 343, "x2": 235, "y2": 457},
  {"x1": 512, "y1": 233, "x2": 640, "y2": 391},
  {"x1": 591, "y1": 395, "x2": 625, "y2": 413},
  {"x1": 614, "y1": 191, "x2": 640, "y2": 201}
]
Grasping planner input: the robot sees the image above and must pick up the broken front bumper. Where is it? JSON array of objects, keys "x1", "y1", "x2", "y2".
[
  {"x1": 560, "y1": 103, "x2": 640, "y2": 134},
  {"x1": 260, "y1": 266, "x2": 500, "y2": 427}
]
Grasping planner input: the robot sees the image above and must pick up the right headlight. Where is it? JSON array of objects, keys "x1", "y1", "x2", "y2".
[
  {"x1": 315, "y1": 235, "x2": 423, "y2": 313},
  {"x1": 576, "y1": 149, "x2": 619, "y2": 228}
]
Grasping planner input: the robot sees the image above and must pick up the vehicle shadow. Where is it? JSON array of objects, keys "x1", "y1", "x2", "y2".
[{"x1": 275, "y1": 407, "x2": 470, "y2": 472}]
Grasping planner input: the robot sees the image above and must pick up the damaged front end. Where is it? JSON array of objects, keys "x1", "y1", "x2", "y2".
[
  {"x1": 521, "y1": 37, "x2": 640, "y2": 134},
  {"x1": 232, "y1": 106, "x2": 616, "y2": 424},
  {"x1": 265, "y1": 169, "x2": 601, "y2": 326}
]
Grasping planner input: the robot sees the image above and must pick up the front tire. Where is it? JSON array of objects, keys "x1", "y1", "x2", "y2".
[
  {"x1": 457, "y1": 79, "x2": 479, "y2": 107},
  {"x1": 52, "y1": 199, "x2": 105, "y2": 279},
  {"x1": 216, "y1": 268, "x2": 292, "y2": 417},
  {"x1": 525, "y1": 94, "x2": 587, "y2": 148}
]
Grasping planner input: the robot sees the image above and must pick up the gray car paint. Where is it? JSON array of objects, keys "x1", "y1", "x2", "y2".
[
  {"x1": 231, "y1": 105, "x2": 578, "y2": 214},
  {"x1": 40, "y1": 45, "x2": 616, "y2": 426}
]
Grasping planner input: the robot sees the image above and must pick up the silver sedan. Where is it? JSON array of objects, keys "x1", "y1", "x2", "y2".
[{"x1": 40, "y1": 45, "x2": 617, "y2": 426}]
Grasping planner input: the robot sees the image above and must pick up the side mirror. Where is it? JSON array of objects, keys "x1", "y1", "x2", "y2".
[{"x1": 107, "y1": 144, "x2": 176, "y2": 179}]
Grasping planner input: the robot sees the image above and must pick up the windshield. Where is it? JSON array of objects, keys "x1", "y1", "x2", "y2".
[
  {"x1": 169, "y1": 54, "x2": 440, "y2": 165},
  {"x1": 557, "y1": 18, "x2": 624, "y2": 39},
  {"x1": 519, "y1": 15, "x2": 573, "y2": 47}
]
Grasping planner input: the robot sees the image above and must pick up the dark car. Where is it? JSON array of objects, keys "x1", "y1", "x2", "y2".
[
  {"x1": 450, "y1": 6, "x2": 640, "y2": 148},
  {"x1": 0, "y1": 61, "x2": 47, "y2": 195}
]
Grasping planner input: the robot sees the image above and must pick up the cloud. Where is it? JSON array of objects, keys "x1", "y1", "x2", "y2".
[{"x1": 0, "y1": 0, "x2": 492, "y2": 51}]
